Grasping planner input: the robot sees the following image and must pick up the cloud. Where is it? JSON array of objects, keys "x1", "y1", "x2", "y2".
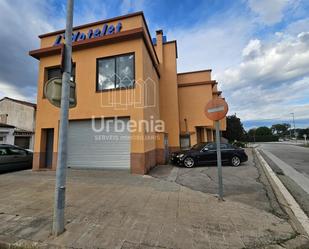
[
  {"x1": 219, "y1": 31, "x2": 309, "y2": 91},
  {"x1": 247, "y1": 0, "x2": 291, "y2": 25},
  {"x1": 0, "y1": 0, "x2": 59, "y2": 103},
  {"x1": 242, "y1": 39, "x2": 262, "y2": 60},
  {"x1": 217, "y1": 30, "x2": 309, "y2": 123},
  {"x1": 0, "y1": 80, "x2": 33, "y2": 101},
  {"x1": 168, "y1": 14, "x2": 254, "y2": 73}
]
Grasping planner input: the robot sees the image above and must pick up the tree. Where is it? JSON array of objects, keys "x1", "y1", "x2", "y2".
[
  {"x1": 255, "y1": 126, "x2": 272, "y2": 136},
  {"x1": 271, "y1": 123, "x2": 290, "y2": 136},
  {"x1": 248, "y1": 128, "x2": 256, "y2": 137},
  {"x1": 222, "y1": 114, "x2": 246, "y2": 142}
]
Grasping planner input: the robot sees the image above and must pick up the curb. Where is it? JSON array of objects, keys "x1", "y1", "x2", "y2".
[{"x1": 254, "y1": 148, "x2": 309, "y2": 237}]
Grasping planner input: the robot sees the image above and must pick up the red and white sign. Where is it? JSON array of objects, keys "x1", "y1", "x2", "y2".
[{"x1": 204, "y1": 98, "x2": 228, "y2": 121}]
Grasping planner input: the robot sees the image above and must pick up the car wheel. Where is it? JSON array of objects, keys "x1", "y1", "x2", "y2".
[
  {"x1": 231, "y1": 156, "x2": 241, "y2": 167},
  {"x1": 184, "y1": 157, "x2": 195, "y2": 168}
]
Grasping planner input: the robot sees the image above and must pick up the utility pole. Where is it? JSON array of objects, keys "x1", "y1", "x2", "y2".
[{"x1": 53, "y1": 0, "x2": 74, "y2": 236}]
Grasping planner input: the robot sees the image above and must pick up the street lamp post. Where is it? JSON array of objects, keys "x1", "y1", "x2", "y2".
[{"x1": 53, "y1": 0, "x2": 74, "y2": 236}]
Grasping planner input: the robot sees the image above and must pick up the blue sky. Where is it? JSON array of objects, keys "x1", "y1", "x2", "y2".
[{"x1": 0, "y1": 0, "x2": 308, "y2": 130}]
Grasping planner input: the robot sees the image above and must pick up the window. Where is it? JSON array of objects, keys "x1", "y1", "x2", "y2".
[
  {"x1": 8, "y1": 148, "x2": 27, "y2": 155},
  {"x1": 0, "y1": 148, "x2": 8, "y2": 156},
  {"x1": 46, "y1": 65, "x2": 75, "y2": 82},
  {"x1": 220, "y1": 144, "x2": 228, "y2": 150},
  {"x1": 206, "y1": 143, "x2": 216, "y2": 150},
  {"x1": 192, "y1": 143, "x2": 207, "y2": 151},
  {"x1": 180, "y1": 135, "x2": 190, "y2": 149},
  {"x1": 97, "y1": 53, "x2": 134, "y2": 91}
]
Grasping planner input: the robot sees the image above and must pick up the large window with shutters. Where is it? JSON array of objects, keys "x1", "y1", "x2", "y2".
[{"x1": 96, "y1": 53, "x2": 135, "y2": 91}]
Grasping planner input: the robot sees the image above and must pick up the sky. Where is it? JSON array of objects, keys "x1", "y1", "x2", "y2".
[{"x1": 0, "y1": 0, "x2": 308, "y2": 130}]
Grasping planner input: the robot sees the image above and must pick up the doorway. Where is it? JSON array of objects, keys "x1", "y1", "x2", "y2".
[{"x1": 45, "y1": 129, "x2": 54, "y2": 168}]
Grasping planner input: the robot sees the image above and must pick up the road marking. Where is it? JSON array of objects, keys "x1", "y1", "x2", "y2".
[
  {"x1": 256, "y1": 149, "x2": 309, "y2": 236},
  {"x1": 208, "y1": 106, "x2": 224, "y2": 113},
  {"x1": 261, "y1": 149, "x2": 309, "y2": 195}
]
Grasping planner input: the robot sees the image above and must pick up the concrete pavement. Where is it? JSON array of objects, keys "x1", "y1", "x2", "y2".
[
  {"x1": 150, "y1": 149, "x2": 284, "y2": 214},
  {"x1": 0, "y1": 167, "x2": 301, "y2": 249}
]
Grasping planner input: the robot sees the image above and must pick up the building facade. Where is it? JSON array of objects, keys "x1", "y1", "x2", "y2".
[
  {"x1": 0, "y1": 97, "x2": 36, "y2": 149},
  {"x1": 29, "y1": 12, "x2": 226, "y2": 174}
]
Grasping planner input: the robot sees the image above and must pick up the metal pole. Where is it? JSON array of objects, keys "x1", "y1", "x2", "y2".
[
  {"x1": 53, "y1": 0, "x2": 74, "y2": 236},
  {"x1": 215, "y1": 120, "x2": 223, "y2": 200},
  {"x1": 292, "y1": 113, "x2": 297, "y2": 142}
]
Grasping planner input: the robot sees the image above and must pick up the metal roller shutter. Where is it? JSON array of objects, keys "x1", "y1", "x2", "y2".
[{"x1": 67, "y1": 118, "x2": 130, "y2": 169}]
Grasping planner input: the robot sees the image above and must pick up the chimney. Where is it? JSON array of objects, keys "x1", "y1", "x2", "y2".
[{"x1": 156, "y1": 30, "x2": 164, "y2": 64}]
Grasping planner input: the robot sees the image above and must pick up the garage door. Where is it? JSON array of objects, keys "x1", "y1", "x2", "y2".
[
  {"x1": 14, "y1": 136, "x2": 30, "y2": 149},
  {"x1": 67, "y1": 118, "x2": 130, "y2": 169}
]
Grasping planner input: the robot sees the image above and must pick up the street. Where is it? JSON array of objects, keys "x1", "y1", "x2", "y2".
[
  {"x1": 258, "y1": 142, "x2": 309, "y2": 216},
  {"x1": 259, "y1": 143, "x2": 309, "y2": 177}
]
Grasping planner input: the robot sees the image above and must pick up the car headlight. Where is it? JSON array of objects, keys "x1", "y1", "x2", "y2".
[{"x1": 176, "y1": 154, "x2": 185, "y2": 158}]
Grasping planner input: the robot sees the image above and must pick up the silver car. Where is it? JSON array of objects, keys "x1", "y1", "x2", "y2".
[{"x1": 0, "y1": 144, "x2": 33, "y2": 173}]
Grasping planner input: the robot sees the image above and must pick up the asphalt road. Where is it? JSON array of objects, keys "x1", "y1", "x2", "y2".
[
  {"x1": 259, "y1": 143, "x2": 309, "y2": 176},
  {"x1": 259, "y1": 142, "x2": 309, "y2": 216}
]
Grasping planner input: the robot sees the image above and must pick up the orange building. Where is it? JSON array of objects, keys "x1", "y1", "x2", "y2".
[{"x1": 29, "y1": 11, "x2": 226, "y2": 174}]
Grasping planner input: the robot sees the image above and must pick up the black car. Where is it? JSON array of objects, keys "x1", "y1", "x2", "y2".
[
  {"x1": 0, "y1": 144, "x2": 33, "y2": 173},
  {"x1": 170, "y1": 142, "x2": 248, "y2": 168}
]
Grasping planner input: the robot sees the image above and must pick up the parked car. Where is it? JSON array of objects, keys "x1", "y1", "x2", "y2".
[
  {"x1": 170, "y1": 142, "x2": 248, "y2": 168},
  {"x1": 0, "y1": 144, "x2": 33, "y2": 173}
]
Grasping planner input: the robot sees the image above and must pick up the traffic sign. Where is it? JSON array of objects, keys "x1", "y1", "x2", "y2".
[
  {"x1": 204, "y1": 98, "x2": 228, "y2": 121},
  {"x1": 44, "y1": 77, "x2": 77, "y2": 108},
  {"x1": 204, "y1": 98, "x2": 229, "y2": 201}
]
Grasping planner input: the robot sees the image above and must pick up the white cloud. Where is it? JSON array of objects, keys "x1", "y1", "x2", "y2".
[
  {"x1": 242, "y1": 39, "x2": 262, "y2": 59},
  {"x1": 248, "y1": 0, "x2": 291, "y2": 25},
  {"x1": 217, "y1": 31, "x2": 309, "y2": 121},
  {"x1": 168, "y1": 15, "x2": 254, "y2": 73},
  {"x1": 219, "y1": 31, "x2": 309, "y2": 91},
  {"x1": 0, "y1": 81, "x2": 32, "y2": 101},
  {"x1": 0, "y1": 0, "x2": 61, "y2": 102}
]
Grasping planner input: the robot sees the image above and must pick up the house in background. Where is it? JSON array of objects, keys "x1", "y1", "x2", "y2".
[{"x1": 0, "y1": 97, "x2": 36, "y2": 149}]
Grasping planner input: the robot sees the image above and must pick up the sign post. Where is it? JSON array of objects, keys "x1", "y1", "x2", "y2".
[
  {"x1": 52, "y1": 0, "x2": 74, "y2": 236},
  {"x1": 204, "y1": 98, "x2": 229, "y2": 201}
]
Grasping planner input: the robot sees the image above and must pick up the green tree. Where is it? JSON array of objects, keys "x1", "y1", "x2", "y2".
[
  {"x1": 248, "y1": 128, "x2": 256, "y2": 137},
  {"x1": 255, "y1": 126, "x2": 272, "y2": 136},
  {"x1": 222, "y1": 114, "x2": 246, "y2": 142},
  {"x1": 271, "y1": 123, "x2": 290, "y2": 136}
]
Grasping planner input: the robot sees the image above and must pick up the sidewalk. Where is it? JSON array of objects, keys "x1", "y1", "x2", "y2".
[{"x1": 0, "y1": 168, "x2": 303, "y2": 249}]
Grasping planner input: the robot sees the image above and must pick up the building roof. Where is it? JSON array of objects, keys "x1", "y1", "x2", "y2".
[
  {"x1": 177, "y1": 69, "x2": 212, "y2": 75},
  {"x1": 0, "y1": 123, "x2": 15, "y2": 128},
  {"x1": 178, "y1": 80, "x2": 217, "y2": 88},
  {"x1": 0, "y1": 97, "x2": 36, "y2": 109},
  {"x1": 38, "y1": 11, "x2": 145, "y2": 38}
]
